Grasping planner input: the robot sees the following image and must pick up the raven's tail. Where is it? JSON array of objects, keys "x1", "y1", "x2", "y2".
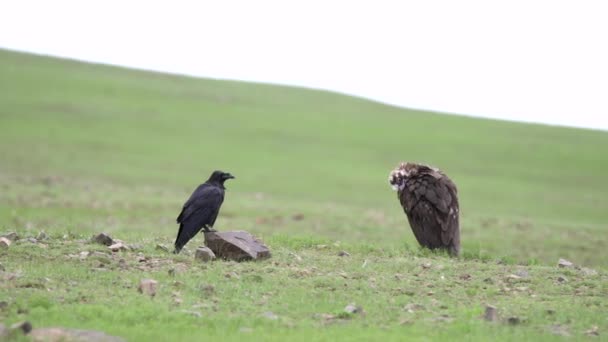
[{"x1": 174, "y1": 222, "x2": 197, "y2": 254}]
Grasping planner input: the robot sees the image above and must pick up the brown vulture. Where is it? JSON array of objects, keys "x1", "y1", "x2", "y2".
[
  {"x1": 174, "y1": 170, "x2": 235, "y2": 254},
  {"x1": 388, "y1": 162, "x2": 460, "y2": 256}
]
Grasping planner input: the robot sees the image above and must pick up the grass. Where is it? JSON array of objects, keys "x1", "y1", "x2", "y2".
[{"x1": 0, "y1": 48, "x2": 606, "y2": 340}]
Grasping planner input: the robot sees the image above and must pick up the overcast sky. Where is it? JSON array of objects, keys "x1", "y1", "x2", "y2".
[{"x1": 1, "y1": 0, "x2": 607, "y2": 130}]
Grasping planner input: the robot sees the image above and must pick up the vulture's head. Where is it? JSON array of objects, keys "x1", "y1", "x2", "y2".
[
  {"x1": 208, "y1": 170, "x2": 235, "y2": 184},
  {"x1": 388, "y1": 162, "x2": 436, "y2": 191}
]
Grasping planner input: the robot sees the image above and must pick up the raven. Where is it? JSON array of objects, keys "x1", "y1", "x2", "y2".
[
  {"x1": 388, "y1": 162, "x2": 460, "y2": 256},
  {"x1": 174, "y1": 170, "x2": 235, "y2": 254}
]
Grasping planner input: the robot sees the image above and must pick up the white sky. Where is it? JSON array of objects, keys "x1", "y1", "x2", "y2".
[{"x1": 1, "y1": 0, "x2": 607, "y2": 130}]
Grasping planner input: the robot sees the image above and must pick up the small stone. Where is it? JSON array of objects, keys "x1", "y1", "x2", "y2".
[
  {"x1": 484, "y1": 305, "x2": 498, "y2": 322},
  {"x1": 344, "y1": 303, "x2": 363, "y2": 314},
  {"x1": 262, "y1": 311, "x2": 278, "y2": 320},
  {"x1": 0, "y1": 301, "x2": 8, "y2": 309},
  {"x1": 194, "y1": 247, "x2": 216, "y2": 262},
  {"x1": 337, "y1": 251, "x2": 350, "y2": 257},
  {"x1": 507, "y1": 316, "x2": 521, "y2": 325},
  {"x1": 138, "y1": 279, "x2": 158, "y2": 297},
  {"x1": 199, "y1": 284, "x2": 215, "y2": 296},
  {"x1": 515, "y1": 269, "x2": 529, "y2": 278},
  {"x1": 79, "y1": 251, "x2": 90, "y2": 260},
  {"x1": 10, "y1": 321, "x2": 33, "y2": 334},
  {"x1": 92, "y1": 233, "x2": 113, "y2": 246},
  {"x1": 0, "y1": 237, "x2": 11, "y2": 249},
  {"x1": 180, "y1": 310, "x2": 202, "y2": 318},
  {"x1": 545, "y1": 309, "x2": 556, "y2": 315},
  {"x1": 36, "y1": 231, "x2": 48, "y2": 241},
  {"x1": 585, "y1": 325, "x2": 599, "y2": 337},
  {"x1": 557, "y1": 276, "x2": 568, "y2": 283},
  {"x1": 27, "y1": 237, "x2": 38, "y2": 244},
  {"x1": 108, "y1": 242, "x2": 128, "y2": 252},
  {"x1": 506, "y1": 274, "x2": 522, "y2": 280},
  {"x1": 128, "y1": 244, "x2": 143, "y2": 251},
  {"x1": 557, "y1": 258, "x2": 574, "y2": 268},
  {"x1": 550, "y1": 324, "x2": 570, "y2": 336},
  {"x1": 292, "y1": 213, "x2": 305, "y2": 221},
  {"x1": 155, "y1": 244, "x2": 169, "y2": 252},
  {"x1": 580, "y1": 267, "x2": 598, "y2": 276},
  {"x1": 1, "y1": 232, "x2": 18, "y2": 241},
  {"x1": 421, "y1": 262, "x2": 432, "y2": 269}
]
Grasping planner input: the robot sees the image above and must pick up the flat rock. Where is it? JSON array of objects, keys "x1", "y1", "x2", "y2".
[
  {"x1": 204, "y1": 231, "x2": 271, "y2": 261},
  {"x1": 29, "y1": 327, "x2": 125, "y2": 342},
  {"x1": 108, "y1": 242, "x2": 128, "y2": 252},
  {"x1": 194, "y1": 247, "x2": 216, "y2": 262}
]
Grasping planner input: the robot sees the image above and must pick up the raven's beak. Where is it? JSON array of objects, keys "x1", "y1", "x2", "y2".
[{"x1": 227, "y1": 174, "x2": 235, "y2": 179}]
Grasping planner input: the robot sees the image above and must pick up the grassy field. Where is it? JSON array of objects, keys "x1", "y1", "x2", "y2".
[{"x1": 0, "y1": 48, "x2": 607, "y2": 340}]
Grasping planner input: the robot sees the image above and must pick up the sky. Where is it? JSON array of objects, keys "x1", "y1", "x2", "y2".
[{"x1": 1, "y1": 0, "x2": 607, "y2": 130}]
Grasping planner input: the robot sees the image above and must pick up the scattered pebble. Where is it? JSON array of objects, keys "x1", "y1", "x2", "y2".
[
  {"x1": 557, "y1": 276, "x2": 568, "y2": 283},
  {"x1": 36, "y1": 231, "x2": 48, "y2": 241},
  {"x1": 585, "y1": 325, "x2": 599, "y2": 337},
  {"x1": 557, "y1": 258, "x2": 574, "y2": 268},
  {"x1": 0, "y1": 237, "x2": 11, "y2": 249},
  {"x1": 194, "y1": 247, "x2": 216, "y2": 262},
  {"x1": 484, "y1": 305, "x2": 498, "y2": 322},
  {"x1": 262, "y1": 311, "x2": 279, "y2": 320},
  {"x1": 138, "y1": 279, "x2": 158, "y2": 297},
  {"x1": 507, "y1": 316, "x2": 521, "y2": 325},
  {"x1": 337, "y1": 251, "x2": 350, "y2": 257},
  {"x1": 580, "y1": 267, "x2": 598, "y2": 276},
  {"x1": 344, "y1": 303, "x2": 363, "y2": 314},
  {"x1": 92, "y1": 233, "x2": 113, "y2": 246},
  {"x1": 108, "y1": 242, "x2": 128, "y2": 252}
]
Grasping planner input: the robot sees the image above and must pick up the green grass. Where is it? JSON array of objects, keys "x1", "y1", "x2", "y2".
[{"x1": 0, "y1": 49, "x2": 606, "y2": 340}]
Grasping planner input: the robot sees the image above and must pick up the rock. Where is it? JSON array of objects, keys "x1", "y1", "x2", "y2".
[
  {"x1": 580, "y1": 267, "x2": 598, "y2": 276},
  {"x1": 92, "y1": 233, "x2": 113, "y2": 246},
  {"x1": 204, "y1": 231, "x2": 271, "y2": 261},
  {"x1": 507, "y1": 316, "x2": 521, "y2": 325},
  {"x1": 194, "y1": 247, "x2": 216, "y2": 262},
  {"x1": 585, "y1": 325, "x2": 599, "y2": 337},
  {"x1": 549, "y1": 324, "x2": 570, "y2": 336},
  {"x1": 484, "y1": 305, "x2": 498, "y2": 322},
  {"x1": 0, "y1": 237, "x2": 11, "y2": 249},
  {"x1": 514, "y1": 269, "x2": 530, "y2": 278},
  {"x1": 262, "y1": 311, "x2": 279, "y2": 320},
  {"x1": 108, "y1": 242, "x2": 128, "y2": 252},
  {"x1": 0, "y1": 301, "x2": 8, "y2": 309},
  {"x1": 11, "y1": 321, "x2": 33, "y2": 334},
  {"x1": 557, "y1": 275, "x2": 568, "y2": 283},
  {"x1": 138, "y1": 279, "x2": 158, "y2": 297},
  {"x1": 344, "y1": 303, "x2": 363, "y2": 314},
  {"x1": 557, "y1": 258, "x2": 574, "y2": 268},
  {"x1": 1, "y1": 232, "x2": 19, "y2": 241},
  {"x1": 36, "y1": 231, "x2": 48, "y2": 241},
  {"x1": 29, "y1": 327, "x2": 125, "y2": 342},
  {"x1": 337, "y1": 251, "x2": 350, "y2": 257},
  {"x1": 155, "y1": 244, "x2": 170, "y2": 252}
]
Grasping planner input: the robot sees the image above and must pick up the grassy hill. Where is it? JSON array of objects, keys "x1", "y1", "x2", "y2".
[{"x1": 0, "y1": 49, "x2": 606, "y2": 341}]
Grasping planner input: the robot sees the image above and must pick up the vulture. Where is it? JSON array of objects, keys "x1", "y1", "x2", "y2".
[
  {"x1": 174, "y1": 170, "x2": 235, "y2": 254},
  {"x1": 388, "y1": 162, "x2": 460, "y2": 256}
]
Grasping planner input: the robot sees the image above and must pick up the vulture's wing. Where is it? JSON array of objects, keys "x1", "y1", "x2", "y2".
[{"x1": 399, "y1": 173, "x2": 459, "y2": 250}]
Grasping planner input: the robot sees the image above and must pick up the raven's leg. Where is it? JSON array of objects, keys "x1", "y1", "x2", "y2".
[{"x1": 203, "y1": 225, "x2": 217, "y2": 233}]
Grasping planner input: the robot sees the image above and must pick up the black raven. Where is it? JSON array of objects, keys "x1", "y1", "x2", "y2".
[{"x1": 174, "y1": 170, "x2": 235, "y2": 254}]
